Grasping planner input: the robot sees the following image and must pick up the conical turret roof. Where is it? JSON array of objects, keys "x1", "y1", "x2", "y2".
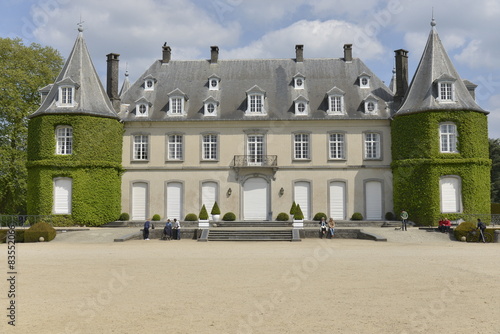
[
  {"x1": 395, "y1": 20, "x2": 486, "y2": 116},
  {"x1": 30, "y1": 27, "x2": 118, "y2": 119}
]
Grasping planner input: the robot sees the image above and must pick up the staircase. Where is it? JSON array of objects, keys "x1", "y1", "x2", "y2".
[{"x1": 199, "y1": 221, "x2": 300, "y2": 242}]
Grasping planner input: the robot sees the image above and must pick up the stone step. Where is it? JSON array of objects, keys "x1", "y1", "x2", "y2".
[{"x1": 206, "y1": 229, "x2": 294, "y2": 241}]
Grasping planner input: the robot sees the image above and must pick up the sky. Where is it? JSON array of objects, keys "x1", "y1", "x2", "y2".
[{"x1": 1, "y1": 0, "x2": 499, "y2": 138}]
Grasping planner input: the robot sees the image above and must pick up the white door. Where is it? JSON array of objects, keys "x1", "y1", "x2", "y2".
[
  {"x1": 440, "y1": 177, "x2": 461, "y2": 213},
  {"x1": 202, "y1": 182, "x2": 217, "y2": 213},
  {"x1": 54, "y1": 178, "x2": 72, "y2": 214},
  {"x1": 294, "y1": 181, "x2": 310, "y2": 220},
  {"x1": 243, "y1": 177, "x2": 268, "y2": 220},
  {"x1": 132, "y1": 182, "x2": 147, "y2": 220},
  {"x1": 365, "y1": 181, "x2": 382, "y2": 220},
  {"x1": 166, "y1": 182, "x2": 183, "y2": 220},
  {"x1": 329, "y1": 181, "x2": 346, "y2": 220}
]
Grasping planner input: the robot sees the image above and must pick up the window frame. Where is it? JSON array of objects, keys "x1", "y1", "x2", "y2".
[
  {"x1": 328, "y1": 132, "x2": 345, "y2": 160},
  {"x1": 132, "y1": 134, "x2": 149, "y2": 161},
  {"x1": 364, "y1": 132, "x2": 381, "y2": 160},
  {"x1": 359, "y1": 75, "x2": 370, "y2": 88},
  {"x1": 202, "y1": 133, "x2": 218, "y2": 161},
  {"x1": 59, "y1": 85, "x2": 75, "y2": 107},
  {"x1": 293, "y1": 133, "x2": 311, "y2": 161},
  {"x1": 439, "y1": 122, "x2": 458, "y2": 153},
  {"x1": 167, "y1": 134, "x2": 184, "y2": 161},
  {"x1": 438, "y1": 81, "x2": 455, "y2": 102},
  {"x1": 328, "y1": 95, "x2": 344, "y2": 115},
  {"x1": 55, "y1": 126, "x2": 73, "y2": 155}
]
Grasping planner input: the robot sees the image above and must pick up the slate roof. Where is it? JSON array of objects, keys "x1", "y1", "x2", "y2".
[
  {"x1": 29, "y1": 30, "x2": 119, "y2": 120},
  {"x1": 395, "y1": 20, "x2": 486, "y2": 116},
  {"x1": 119, "y1": 55, "x2": 394, "y2": 122}
]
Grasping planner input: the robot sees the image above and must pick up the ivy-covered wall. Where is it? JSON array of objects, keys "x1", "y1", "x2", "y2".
[
  {"x1": 27, "y1": 115, "x2": 123, "y2": 226},
  {"x1": 391, "y1": 111, "x2": 491, "y2": 225}
]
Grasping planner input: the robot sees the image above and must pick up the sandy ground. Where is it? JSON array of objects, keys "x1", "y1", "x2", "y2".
[{"x1": 1, "y1": 227, "x2": 499, "y2": 334}]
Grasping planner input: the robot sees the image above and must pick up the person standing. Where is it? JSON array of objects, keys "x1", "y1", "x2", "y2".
[
  {"x1": 143, "y1": 219, "x2": 151, "y2": 240},
  {"x1": 400, "y1": 210, "x2": 408, "y2": 231},
  {"x1": 477, "y1": 218, "x2": 487, "y2": 243},
  {"x1": 173, "y1": 218, "x2": 181, "y2": 240},
  {"x1": 328, "y1": 218, "x2": 335, "y2": 239},
  {"x1": 163, "y1": 219, "x2": 173, "y2": 240}
]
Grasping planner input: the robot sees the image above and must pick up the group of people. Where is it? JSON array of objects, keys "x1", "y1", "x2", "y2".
[
  {"x1": 143, "y1": 218, "x2": 181, "y2": 240},
  {"x1": 438, "y1": 218, "x2": 452, "y2": 233},
  {"x1": 319, "y1": 217, "x2": 335, "y2": 239}
]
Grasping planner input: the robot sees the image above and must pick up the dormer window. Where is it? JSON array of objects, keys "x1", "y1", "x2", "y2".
[
  {"x1": 327, "y1": 87, "x2": 345, "y2": 115},
  {"x1": 56, "y1": 78, "x2": 79, "y2": 108},
  {"x1": 359, "y1": 73, "x2": 371, "y2": 88},
  {"x1": 293, "y1": 73, "x2": 305, "y2": 89},
  {"x1": 203, "y1": 97, "x2": 219, "y2": 116},
  {"x1": 364, "y1": 95, "x2": 378, "y2": 114},
  {"x1": 436, "y1": 75, "x2": 456, "y2": 102},
  {"x1": 135, "y1": 97, "x2": 151, "y2": 117},
  {"x1": 143, "y1": 75, "x2": 156, "y2": 91},
  {"x1": 245, "y1": 85, "x2": 266, "y2": 115},
  {"x1": 208, "y1": 75, "x2": 220, "y2": 91},
  {"x1": 167, "y1": 89, "x2": 188, "y2": 116},
  {"x1": 294, "y1": 96, "x2": 309, "y2": 116}
]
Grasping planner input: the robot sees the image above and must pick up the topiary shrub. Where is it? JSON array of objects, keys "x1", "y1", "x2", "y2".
[
  {"x1": 351, "y1": 212, "x2": 363, "y2": 220},
  {"x1": 211, "y1": 201, "x2": 221, "y2": 215},
  {"x1": 24, "y1": 222, "x2": 56, "y2": 242},
  {"x1": 50, "y1": 215, "x2": 76, "y2": 227},
  {"x1": 222, "y1": 212, "x2": 236, "y2": 221},
  {"x1": 313, "y1": 212, "x2": 327, "y2": 221},
  {"x1": 199, "y1": 205, "x2": 209, "y2": 220},
  {"x1": 152, "y1": 214, "x2": 161, "y2": 221},
  {"x1": 276, "y1": 212, "x2": 289, "y2": 221},
  {"x1": 453, "y1": 221, "x2": 494, "y2": 242},
  {"x1": 0, "y1": 230, "x2": 25, "y2": 243},
  {"x1": 119, "y1": 212, "x2": 130, "y2": 221},
  {"x1": 294, "y1": 204, "x2": 304, "y2": 220},
  {"x1": 385, "y1": 212, "x2": 395, "y2": 220},
  {"x1": 184, "y1": 213, "x2": 198, "y2": 221},
  {"x1": 290, "y1": 202, "x2": 297, "y2": 216}
]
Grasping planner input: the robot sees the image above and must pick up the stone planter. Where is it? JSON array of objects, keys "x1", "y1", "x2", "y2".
[
  {"x1": 211, "y1": 214, "x2": 220, "y2": 222},
  {"x1": 293, "y1": 219, "x2": 304, "y2": 229},
  {"x1": 198, "y1": 220, "x2": 210, "y2": 229}
]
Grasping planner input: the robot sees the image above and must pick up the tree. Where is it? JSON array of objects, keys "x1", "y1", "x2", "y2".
[
  {"x1": 490, "y1": 138, "x2": 500, "y2": 203},
  {"x1": 0, "y1": 38, "x2": 63, "y2": 214}
]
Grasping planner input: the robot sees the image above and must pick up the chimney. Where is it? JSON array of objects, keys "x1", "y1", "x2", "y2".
[
  {"x1": 295, "y1": 44, "x2": 304, "y2": 62},
  {"x1": 162, "y1": 44, "x2": 171, "y2": 63},
  {"x1": 343, "y1": 44, "x2": 352, "y2": 62},
  {"x1": 210, "y1": 46, "x2": 219, "y2": 64},
  {"x1": 394, "y1": 49, "x2": 409, "y2": 107},
  {"x1": 106, "y1": 53, "x2": 120, "y2": 111}
]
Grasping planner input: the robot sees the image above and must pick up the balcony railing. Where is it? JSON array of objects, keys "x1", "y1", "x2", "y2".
[{"x1": 231, "y1": 155, "x2": 278, "y2": 168}]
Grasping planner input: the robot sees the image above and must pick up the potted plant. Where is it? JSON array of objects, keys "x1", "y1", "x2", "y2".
[
  {"x1": 293, "y1": 204, "x2": 304, "y2": 229},
  {"x1": 211, "y1": 201, "x2": 221, "y2": 222},
  {"x1": 198, "y1": 205, "x2": 209, "y2": 228},
  {"x1": 289, "y1": 201, "x2": 297, "y2": 220}
]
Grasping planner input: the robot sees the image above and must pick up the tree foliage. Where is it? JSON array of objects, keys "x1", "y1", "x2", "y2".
[
  {"x1": 0, "y1": 38, "x2": 63, "y2": 214},
  {"x1": 490, "y1": 138, "x2": 500, "y2": 203}
]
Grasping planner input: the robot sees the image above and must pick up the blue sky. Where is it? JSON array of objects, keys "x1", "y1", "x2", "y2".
[{"x1": 2, "y1": 0, "x2": 500, "y2": 138}]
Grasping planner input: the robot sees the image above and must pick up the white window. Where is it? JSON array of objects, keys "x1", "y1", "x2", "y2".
[
  {"x1": 249, "y1": 94, "x2": 263, "y2": 113},
  {"x1": 204, "y1": 101, "x2": 218, "y2": 116},
  {"x1": 168, "y1": 134, "x2": 183, "y2": 160},
  {"x1": 294, "y1": 98, "x2": 309, "y2": 115},
  {"x1": 170, "y1": 97, "x2": 183, "y2": 115},
  {"x1": 294, "y1": 133, "x2": 310, "y2": 160},
  {"x1": 364, "y1": 97, "x2": 378, "y2": 114},
  {"x1": 53, "y1": 178, "x2": 72, "y2": 214},
  {"x1": 137, "y1": 103, "x2": 148, "y2": 117},
  {"x1": 202, "y1": 134, "x2": 218, "y2": 160},
  {"x1": 359, "y1": 75, "x2": 370, "y2": 88},
  {"x1": 438, "y1": 82, "x2": 454, "y2": 101},
  {"x1": 440, "y1": 123, "x2": 458, "y2": 153},
  {"x1": 294, "y1": 76, "x2": 305, "y2": 89},
  {"x1": 209, "y1": 78, "x2": 219, "y2": 90},
  {"x1": 328, "y1": 95, "x2": 344, "y2": 114},
  {"x1": 59, "y1": 86, "x2": 74, "y2": 107},
  {"x1": 56, "y1": 126, "x2": 73, "y2": 155},
  {"x1": 145, "y1": 79, "x2": 154, "y2": 91},
  {"x1": 247, "y1": 135, "x2": 264, "y2": 165},
  {"x1": 440, "y1": 176, "x2": 462, "y2": 213},
  {"x1": 365, "y1": 133, "x2": 380, "y2": 159},
  {"x1": 329, "y1": 133, "x2": 345, "y2": 160},
  {"x1": 133, "y1": 135, "x2": 148, "y2": 161}
]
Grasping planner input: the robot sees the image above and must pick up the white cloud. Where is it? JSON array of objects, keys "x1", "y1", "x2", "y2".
[{"x1": 223, "y1": 19, "x2": 385, "y2": 60}]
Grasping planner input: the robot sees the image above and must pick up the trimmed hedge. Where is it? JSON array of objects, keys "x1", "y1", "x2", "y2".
[
  {"x1": 184, "y1": 213, "x2": 198, "y2": 221},
  {"x1": 152, "y1": 214, "x2": 161, "y2": 221},
  {"x1": 199, "y1": 205, "x2": 209, "y2": 220},
  {"x1": 313, "y1": 212, "x2": 327, "y2": 221},
  {"x1": 24, "y1": 222, "x2": 56, "y2": 242},
  {"x1": 119, "y1": 213, "x2": 130, "y2": 221},
  {"x1": 276, "y1": 212, "x2": 289, "y2": 221},
  {"x1": 294, "y1": 204, "x2": 304, "y2": 220},
  {"x1": 0, "y1": 230, "x2": 25, "y2": 243},
  {"x1": 351, "y1": 212, "x2": 363, "y2": 220},
  {"x1": 392, "y1": 111, "x2": 491, "y2": 225},
  {"x1": 27, "y1": 115, "x2": 123, "y2": 226},
  {"x1": 222, "y1": 212, "x2": 236, "y2": 221},
  {"x1": 211, "y1": 202, "x2": 221, "y2": 215},
  {"x1": 454, "y1": 221, "x2": 495, "y2": 242}
]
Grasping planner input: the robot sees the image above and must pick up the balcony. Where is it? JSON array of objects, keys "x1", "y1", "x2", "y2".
[
  {"x1": 231, "y1": 155, "x2": 278, "y2": 180},
  {"x1": 231, "y1": 155, "x2": 277, "y2": 168}
]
